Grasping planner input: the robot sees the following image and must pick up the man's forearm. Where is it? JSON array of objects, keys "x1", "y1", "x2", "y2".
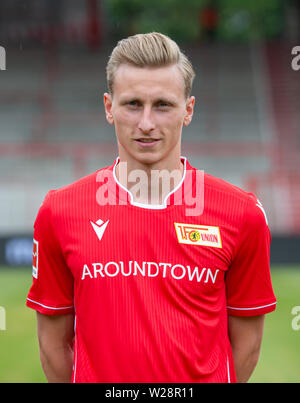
[
  {"x1": 231, "y1": 344, "x2": 260, "y2": 383},
  {"x1": 228, "y1": 315, "x2": 265, "y2": 383},
  {"x1": 40, "y1": 344, "x2": 74, "y2": 383},
  {"x1": 36, "y1": 312, "x2": 75, "y2": 383}
]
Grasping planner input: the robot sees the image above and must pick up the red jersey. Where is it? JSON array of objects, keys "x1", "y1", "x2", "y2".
[{"x1": 26, "y1": 157, "x2": 276, "y2": 383}]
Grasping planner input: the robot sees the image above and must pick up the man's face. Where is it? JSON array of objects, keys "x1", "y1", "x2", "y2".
[{"x1": 104, "y1": 64, "x2": 195, "y2": 168}]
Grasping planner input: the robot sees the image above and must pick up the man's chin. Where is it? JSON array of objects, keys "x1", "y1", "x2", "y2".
[
  {"x1": 133, "y1": 152, "x2": 163, "y2": 167},
  {"x1": 121, "y1": 146, "x2": 164, "y2": 167}
]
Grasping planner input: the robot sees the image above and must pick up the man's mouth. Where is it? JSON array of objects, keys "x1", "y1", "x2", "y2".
[{"x1": 135, "y1": 138, "x2": 161, "y2": 146}]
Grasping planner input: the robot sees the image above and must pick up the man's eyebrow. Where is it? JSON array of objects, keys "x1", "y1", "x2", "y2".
[
  {"x1": 154, "y1": 98, "x2": 177, "y2": 105},
  {"x1": 119, "y1": 97, "x2": 140, "y2": 104},
  {"x1": 119, "y1": 96, "x2": 177, "y2": 105}
]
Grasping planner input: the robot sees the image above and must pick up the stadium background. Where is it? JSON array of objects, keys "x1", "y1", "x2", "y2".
[{"x1": 0, "y1": 0, "x2": 299, "y2": 382}]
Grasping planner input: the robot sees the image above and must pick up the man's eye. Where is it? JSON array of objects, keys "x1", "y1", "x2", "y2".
[
  {"x1": 128, "y1": 101, "x2": 140, "y2": 107},
  {"x1": 157, "y1": 102, "x2": 170, "y2": 109}
]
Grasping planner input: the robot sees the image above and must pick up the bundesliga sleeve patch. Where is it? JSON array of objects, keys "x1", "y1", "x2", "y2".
[
  {"x1": 32, "y1": 239, "x2": 39, "y2": 279},
  {"x1": 174, "y1": 223, "x2": 222, "y2": 248}
]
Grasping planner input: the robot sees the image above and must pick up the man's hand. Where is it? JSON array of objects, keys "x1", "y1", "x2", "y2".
[
  {"x1": 36, "y1": 312, "x2": 75, "y2": 383},
  {"x1": 228, "y1": 315, "x2": 265, "y2": 383}
]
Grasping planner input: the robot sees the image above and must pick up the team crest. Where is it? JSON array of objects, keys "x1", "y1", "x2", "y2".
[{"x1": 174, "y1": 223, "x2": 222, "y2": 248}]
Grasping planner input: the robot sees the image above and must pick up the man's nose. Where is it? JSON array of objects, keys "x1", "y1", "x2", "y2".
[{"x1": 138, "y1": 107, "x2": 155, "y2": 133}]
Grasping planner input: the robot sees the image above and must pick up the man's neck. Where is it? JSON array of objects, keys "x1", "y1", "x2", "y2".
[{"x1": 115, "y1": 158, "x2": 184, "y2": 206}]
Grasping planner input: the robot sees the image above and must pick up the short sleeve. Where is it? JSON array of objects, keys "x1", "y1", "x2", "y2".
[
  {"x1": 226, "y1": 195, "x2": 277, "y2": 317},
  {"x1": 26, "y1": 191, "x2": 74, "y2": 315}
]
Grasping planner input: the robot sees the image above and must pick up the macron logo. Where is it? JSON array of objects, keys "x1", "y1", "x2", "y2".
[{"x1": 90, "y1": 218, "x2": 109, "y2": 241}]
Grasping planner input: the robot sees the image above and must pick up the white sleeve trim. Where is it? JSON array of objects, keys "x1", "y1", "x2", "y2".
[
  {"x1": 27, "y1": 297, "x2": 74, "y2": 311},
  {"x1": 227, "y1": 301, "x2": 276, "y2": 311}
]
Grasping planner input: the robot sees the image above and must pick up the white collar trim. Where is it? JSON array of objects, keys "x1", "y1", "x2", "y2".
[{"x1": 112, "y1": 156, "x2": 187, "y2": 209}]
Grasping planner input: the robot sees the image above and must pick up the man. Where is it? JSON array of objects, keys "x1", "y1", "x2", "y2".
[{"x1": 26, "y1": 32, "x2": 276, "y2": 383}]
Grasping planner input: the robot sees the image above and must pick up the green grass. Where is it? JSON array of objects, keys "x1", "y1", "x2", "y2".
[
  {"x1": 0, "y1": 267, "x2": 46, "y2": 383},
  {"x1": 0, "y1": 265, "x2": 300, "y2": 383},
  {"x1": 250, "y1": 265, "x2": 300, "y2": 383}
]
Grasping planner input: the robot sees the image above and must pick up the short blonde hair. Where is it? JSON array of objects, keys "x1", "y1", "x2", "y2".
[{"x1": 106, "y1": 32, "x2": 195, "y2": 99}]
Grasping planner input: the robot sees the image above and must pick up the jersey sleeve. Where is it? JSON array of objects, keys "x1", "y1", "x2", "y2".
[
  {"x1": 26, "y1": 191, "x2": 74, "y2": 315},
  {"x1": 226, "y1": 195, "x2": 277, "y2": 317}
]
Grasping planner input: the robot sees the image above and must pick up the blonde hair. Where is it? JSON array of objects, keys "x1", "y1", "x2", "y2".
[{"x1": 106, "y1": 32, "x2": 195, "y2": 99}]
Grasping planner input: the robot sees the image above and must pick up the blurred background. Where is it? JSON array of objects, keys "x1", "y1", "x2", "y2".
[{"x1": 0, "y1": 0, "x2": 299, "y2": 382}]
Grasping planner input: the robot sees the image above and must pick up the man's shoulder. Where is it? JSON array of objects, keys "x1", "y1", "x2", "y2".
[
  {"x1": 201, "y1": 171, "x2": 267, "y2": 224},
  {"x1": 203, "y1": 171, "x2": 254, "y2": 203}
]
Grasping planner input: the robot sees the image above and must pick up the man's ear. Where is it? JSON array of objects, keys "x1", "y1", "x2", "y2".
[
  {"x1": 104, "y1": 92, "x2": 114, "y2": 125},
  {"x1": 183, "y1": 96, "x2": 195, "y2": 127}
]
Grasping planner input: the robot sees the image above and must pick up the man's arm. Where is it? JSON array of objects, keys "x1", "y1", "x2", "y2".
[
  {"x1": 228, "y1": 314, "x2": 265, "y2": 383},
  {"x1": 36, "y1": 312, "x2": 75, "y2": 383}
]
